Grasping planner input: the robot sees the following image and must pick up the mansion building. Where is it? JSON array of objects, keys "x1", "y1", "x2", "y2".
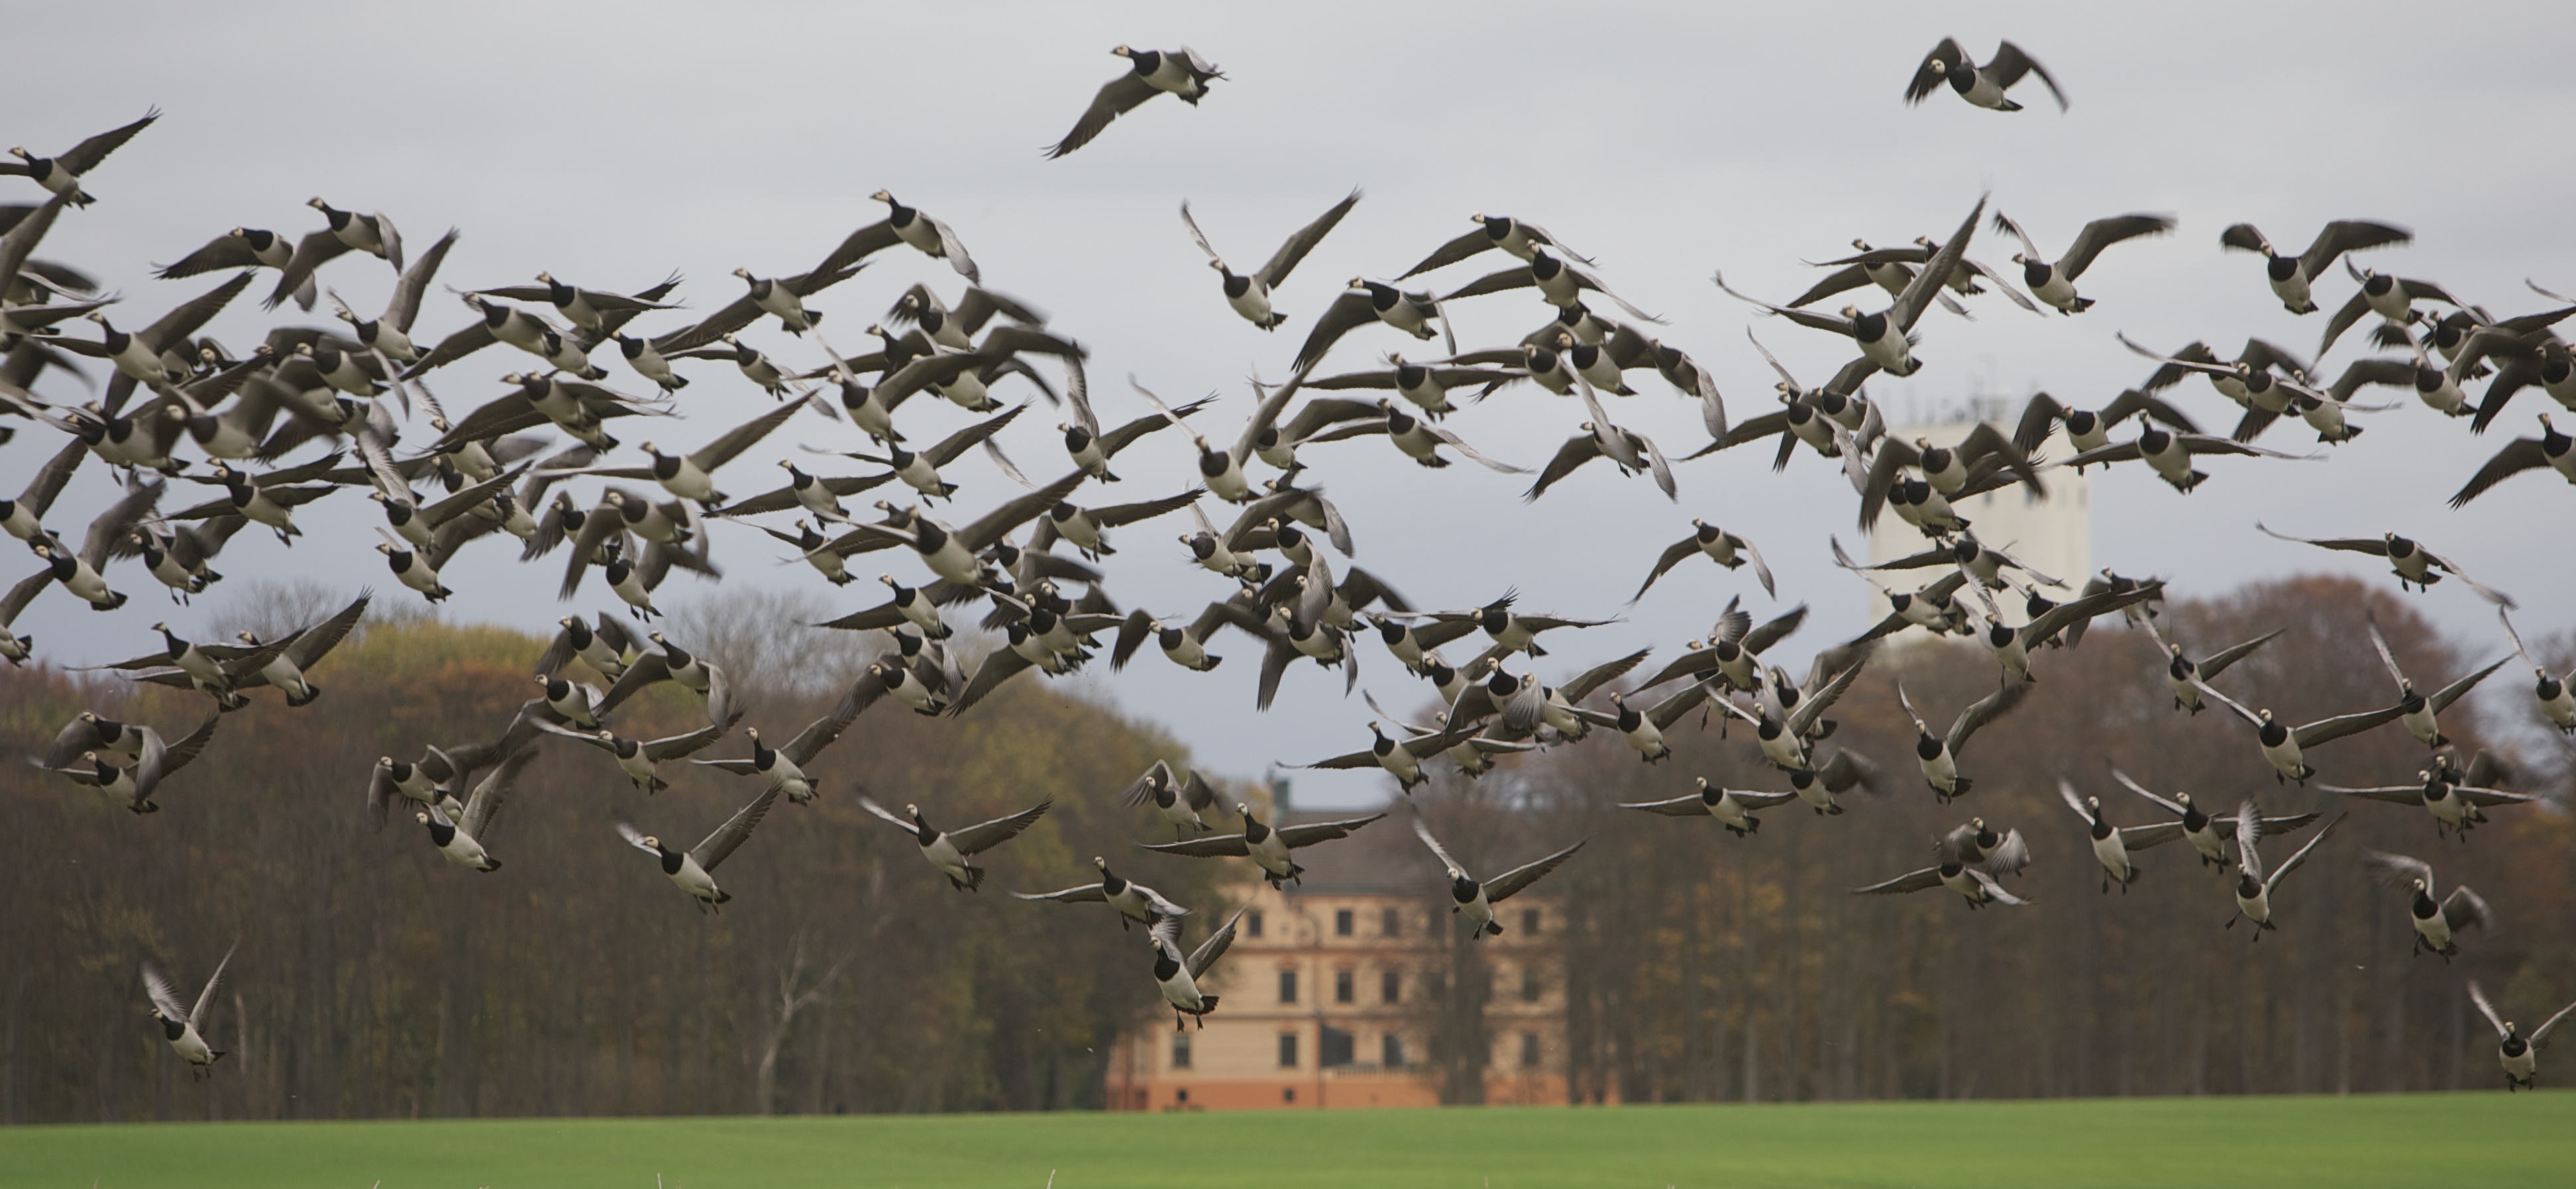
[{"x1": 1103, "y1": 800, "x2": 1574, "y2": 1110}]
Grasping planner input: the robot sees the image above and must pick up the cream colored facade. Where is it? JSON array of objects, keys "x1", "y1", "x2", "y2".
[{"x1": 1102, "y1": 858, "x2": 1572, "y2": 1111}]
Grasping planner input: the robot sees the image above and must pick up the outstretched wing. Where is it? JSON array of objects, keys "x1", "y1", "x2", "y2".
[
  {"x1": 1187, "y1": 907, "x2": 1247, "y2": 979},
  {"x1": 1047, "y1": 73, "x2": 1158, "y2": 159},
  {"x1": 949, "y1": 799, "x2": 1052, "y2": 856},
  {"x1": 1484, "y1": 839, "x2": 1585, "y2": 903},
  {"x1": 692, "y1": 784, "x2": 781, "y2": 872}
]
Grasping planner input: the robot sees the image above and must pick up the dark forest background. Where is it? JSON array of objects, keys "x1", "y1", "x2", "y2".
[{"x1": 1, "y1": 574, "x2": 2569, "y2": 1122}]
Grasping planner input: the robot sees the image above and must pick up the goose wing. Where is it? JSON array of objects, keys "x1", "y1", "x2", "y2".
[
  {"x1": 2315, "y1": 782, "x2": 2428, "y2": 805},
  {"x1": 1047, "y1": 72, "x2": 1159, "y2": 160},
  {"x1": 1853, "y1": 866, "x2": 1943, "y2": 895},
  {"x1": 1257, "y1": 189, "x2": 1362, "y2": 289},
  {"x1": 1280, "y1": 812, "x2": 1386, "y2": 849},
  {"x1": 2529, "y1": 998, "x2": 2576, "y2": 1047},
  {"x1": 2057, "y1": 214, "x2": 2173, "y2": 281},
  {"x1": 2291, "y1": 703, "x2": 2406, "y2": 749},
  {"x1": 1947, "y1": 678, "x2": 2027, "y2": 755},
  {"x1": 141, "y1": 962, "x2": 192, "y2": 1023},
  {"x1": 2263, "y1": 813, "x2": 2345, "y2": 891},
  {"x1": 1892, "y1": 196, "x2": 1984, "y2": 333},
  {"x1": 691, "y1": 784, "x2": 780, "y2": 872},
  {"x1": 2198, "y1": 629, "x2": 2284, "y2": 680},
  {"x1": 1014, "y1": 882, "x2": 1108, "y2": 905},
  {"x1": 460, "y1": 745, "x2": 537, "y2": 840},
  {"x1": 1621, "y1": 792, "x2": 1715, "y2": 817},
  {"x1": 1905, "y1": 38, "x2": 1966, "y2": 105},
  {"x1": 2359, "y1": 848, "x2": 2434, "y2": 892},
  {"x1": 1483, "y1": 839, "x2": 1584, "y2": 903},
  {"x1": 1138, "y1": 832, "x2": 1250, "y2": 858},
  {"x1": 2108, "y1": 768, "x2": 2187, "y2": 817},
  {"x1": 2469, "y1": 982, "x2": 2512, "y2": 1040},
  {"x1": 948, "y1": 798, "x2": 1051, "y2": 856},
  {"x1": 1186, "y1": 907, "x2": 1247, "y2": 979}
]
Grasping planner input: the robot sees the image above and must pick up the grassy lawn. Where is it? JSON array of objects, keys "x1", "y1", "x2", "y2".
[{"x1": 2, "y1": 1094, "x2": 2569, "y2": 1188}]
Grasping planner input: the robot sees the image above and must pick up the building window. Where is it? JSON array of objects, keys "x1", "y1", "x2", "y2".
[
  {"x1": 1382, "y1": 1033, "x2": 1405, "y2": 1068},
  {"x1": 1278, "y1": 1033, "x2": 1299, "y2": 1068},
  {"x1": 1520, "y1": 1031, "x2": 1541, "y2": 1068},
  {"x1": 1334, "y1": 908, "x2": 1353, "y2": 936},
  {"x1": 1247, "y1": 911, "x2": 1264, "y2": 939},
  {"x1": 1521, "y1": 907, "x2": 1541, "y2": 935},
  {"x1": 1321, "y1": 1025, "x2": 1354, "y2": 1067},
  {"x1": 1175, "y1": 1087, "x2": 1189, "y2": 1104},
  {"x1": 1381, "y1": 969, "x2": 1401, "y2": 1004},
  {"x1": 1283, "y1": 1087, "x2": 1296, "y2": 1103},
  {"x1": 1521, "y1": 967, "x2": 1542, "y2": 1002},
  {"x1": 1171, "y1": 1033, "x2": 1192, "y2": 1068},
  {"x1": 1278, "y1": 969, "x2": 1299, "y2": 1004},
  {"x1": 1334, "y1": 969, "x2": 1354, "y2": 1004},
  {"x1": 1381, "y1": 907, "x2": 1401, "y2": 937}
]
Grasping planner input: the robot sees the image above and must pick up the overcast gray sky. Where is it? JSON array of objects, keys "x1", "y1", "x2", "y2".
[{"x1": 12, "y1": 1, "x2": 2575, "y2": 807}]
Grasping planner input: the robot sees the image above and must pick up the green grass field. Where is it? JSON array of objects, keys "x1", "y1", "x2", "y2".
[{"x1": 3, "y1": 1094, "x2": 2569, "y2": 1188}]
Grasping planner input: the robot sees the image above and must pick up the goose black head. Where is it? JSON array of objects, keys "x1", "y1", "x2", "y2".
[
  {"x1": 2235, "y1": 871, "x2": 2263, "y2": 899},
  {"x1": 1477, "y1": 213, "x2": 1512, "y2": 240},
  {"x1": 2255, "y1": 712, "x2": 2288, "y2": 747}
]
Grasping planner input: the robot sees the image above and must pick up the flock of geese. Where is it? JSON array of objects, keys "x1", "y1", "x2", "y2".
[{"x1": 7, "y1": 35, "x2": 2575, "y2": 1092}]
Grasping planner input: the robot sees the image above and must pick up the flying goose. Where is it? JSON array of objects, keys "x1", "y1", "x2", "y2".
[
  {"x1": 2257, "y1": 524, "x2": 2515, "y2": 607},
  {"x1": 89, "y1": 619, "x2": 274, "y2": 709},
  {"x1": 1580, "y1": 682, "x2": 1711, "y2": 764},
  {"x1": 2137, "y1": 617, "x2": 2281, "y2": 714},
  {"x1": 596, "y1": 632, "x2": 735, "y2": 732},
  {"x1": 1623, "y1": 777, "x2": 1800, "y2": 838},
  {"x1": 2109, "y1": 767, "x2": 2319, "y2": 870},
  {"x1": 618, "y1": 784, "x2": 781, "y2": 911},
  {"x1": 860, "y1": 795, "x2": 1051, "y2": 891},
  {"x1": 265, "y1": 197, "x2": 402, "y2": 311},
  {"x1": 1940, "y1": 818, "x2": 2031, "y2": 879},
  {"x1": 1411, "y1": 815, "x2": 1584, "y2": 939},
  {"x1": 2318, "y1": 766, "x2": 2538, "y2": 840},
  {"x1": 2359, "y1": 614, "x2": 2508, "y2": 749},
  {"x1": 222, "y1": 591, "x2": 370, "y2": 707},
  {"x1": 2229, "y1": 807, "x2": 2346, "y2": 937},
  {"x1": 553, "y1": 401, "x2": 804, "y2": 507},
  {"x1": 1140, "y1": 804, "x2": 1385, "y2": 888},
  {"x1": 1905, "y1": 39, "x2": 2065, "y2": 111},
  {"x1": 1413, "y1": 590, "x2": 1614, "y2": 660},
  {"x1": 1630, "y1": 521, "x2": 1774, "y2": 604},
  {"x1": 1786, "y1": 240, "x2": 2014, "y2": 320},
  {"x1": 1959, "y1": 577, "x2": 2165, "y2": 684},
  {"x1": 2360, "y1": 850, "x2": 2490, "y2": 960},
  {"x1": 1303, "y1": 354, "x2": 1517, "y2": 420},
  {"x1": 417, "y1": 746, "x2": 537, "y2": 872},
  {"x1": 1399, "y1": 213, "x2": 1591, "y2": 279},
  {"x1": 1148, "y1": 907, "x2": 1246, "y2": 1031},
  {"x1": 1854, "y1": 426, "x2": 2042, "y2": 529},
  {"x1": 140, "y1": 943, "x2": 233, "y2": 1075},
  {"x1": 1787, "y1": 749, "x2": 1880, "y2": 815},
  {"x1": 1440, "y1": 245, "x2": 1662, "y2": 323},
  {"x1": 2192, "y1": 677, "x2": 2406, "y2": 784},
  {"x1": 2, "y1": 109, "x2": 158, "y2": 205},
  {"x1": 1303, "y1": 398, "x2": 1528, "y2": 474},
  {"x1": 472, "y1": 268, "x2": 681, "y2": 337},
  {"x1": 2471, "y1": 981, "x2": 2576, "y2": 1091},
  {"x1": 2057, "y1": 779, "x2": 2188, "y2": 893},
  {"x1": 41, "y1": 713, "x2": 219, "y2": 814},
  {"x1": 1852, "y1": 854, "x2": 2028, "y2": 909},
  {"x1": 1047, "y1": 45, "x2": 1224, "y2": 159},
  {"x1": 1896, "y1": 678, "x2": 2027, "y2": 801},
  {"x1": 1711, "y1": 656, "x2": 1869, "y2": 774},
  {"x1": 2449, "y1": 415, "x2": 2576, "y2": 507},
  {"x1": 2218, "y1": 220, "x2": 2411, "y2": 313},
  {"x1": 1988, "y1": 211, "x2": 2174, "y2": 314},
  {"x1": 535, "y1": 721, "x2": 724, "y2": 793},
  {"x1": 2318, "y1": 260, "x2": 2462, "y2": 357},
  {"x1": 1714, "y1": 197, "x2": 1983, "y2": 379},
  {"x1": 1016, "y1": 857, "x2": 1190, "y2": 931},
  {"x1": 2496, "y1": 607, "x2": 2575, "y2": 734},
  {"x1": 1523, "y1": 370, "x2": 1677, "y2": 501},
  {"x1": 1122, "y1": 759, "x2": 1219, "y2": 839},
  {"x1": 2055, "y1": 423, "x2": 2312, "y2": 493},
  {"x1": 691, "y1": 673, "x2": 875, "y2": 803},
  {"x1": 1294, "y1": 710, "x2": 1506, "y2": 794},
  {"x1": 2009, "y1": 388, "x2": 2198, "y2": 459},
  {"x1": 1291, "y1": 280, "x2": 1454, "y2": 373},
  {"x1": 1179, "y1": 190, "x2": 1361, "y2": 329}
]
